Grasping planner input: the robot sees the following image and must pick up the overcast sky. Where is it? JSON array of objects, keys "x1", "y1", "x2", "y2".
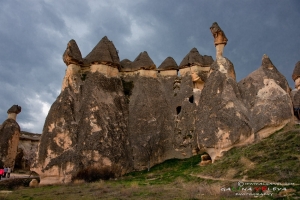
[{"x1": 0, "y1": 0, "x2": 299, "y2": 133}]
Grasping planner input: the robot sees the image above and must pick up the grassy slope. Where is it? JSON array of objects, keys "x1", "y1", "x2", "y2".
[{"x1": 2, "y1": 125, "x2": 300, "y2": 199}]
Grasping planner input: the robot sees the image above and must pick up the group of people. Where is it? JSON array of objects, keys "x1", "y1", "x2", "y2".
[{"x1": 0, "y1": 166, "x2": 11, "y2": 179}]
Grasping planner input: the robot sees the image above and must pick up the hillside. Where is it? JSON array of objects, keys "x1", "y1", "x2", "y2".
[{"x1": 2, "y1": 124, "x2": 300, "y2": 199}]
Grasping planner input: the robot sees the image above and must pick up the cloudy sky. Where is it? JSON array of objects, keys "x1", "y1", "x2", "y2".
[{"x1": 0, "y1": 0, "x2": 299, "y2": 133}]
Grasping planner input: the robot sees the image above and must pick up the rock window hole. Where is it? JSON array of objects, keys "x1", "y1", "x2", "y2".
[
  {"x1": 176, "y1": 106, "x2": 181, "y2": 115},
  {"x1": 189, "y1": 95, "x2": 194, "y2": 103}
]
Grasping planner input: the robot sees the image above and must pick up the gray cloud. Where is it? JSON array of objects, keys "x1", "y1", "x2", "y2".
[{"x1": 0, "y1": 0, "x2": 299, "y2": 133}]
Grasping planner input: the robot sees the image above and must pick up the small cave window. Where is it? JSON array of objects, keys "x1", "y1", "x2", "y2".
[
  {"x1": 189, "y1": 95, "x2": 194, "y2": 103},
  {"x1": 81, "y1": 73, "x2": 87, "y2": 81},
  {"x1": 176, "y1": 106, "x2": 181, "y2": 115}
]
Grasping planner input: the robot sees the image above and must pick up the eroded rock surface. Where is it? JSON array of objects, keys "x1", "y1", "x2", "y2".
[
  {"x1": 32, "y1": 38, "x2": 132, "y2": 185},
  {"x1": 15, "y1": 131, "x2": 40, "y2": 170},
  {"x1": 195, "y1": 58, "x2": 252, "y2": 162},
  {"x1": 238, "y1": 55, "x2": 293, "y2": 138}
]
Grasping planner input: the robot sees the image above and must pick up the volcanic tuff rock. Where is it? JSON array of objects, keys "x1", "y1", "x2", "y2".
[
  {"x1": 15, "y1": 131, "x2": 40, "y2": 170},
  {"x1": 121, "y1": 73, "x2": 199, "y2": 170},
  {"x1": 195, "y1": 58, "x2": 252, "y2": 162},
  {"x1": 120, "y1": 59, "x2": 134, "y2": 72},
  {"x1": 0, "y1": 105, "x2": 22, "y2": 168},
  {"x1": 179, "y1": 48, "x2": 213, "y2": 69},
  {"x1": 84, "y1": 36, "x2": 120, "y2": 68},
  {"x1": 32, "y1": 37, "x2": 132, "y2": 185},
  {"x1": 292, "y1": 61, "x2": 300, "y2": 82},
  {"x1": 210, "y1": 57, "x2": 236, "y2": 80},
  {"x1": 63, "y1": 39, "x2": 83, "y2": 66},
  {"x1": 157, "y1": 57, "x2": 178, "y2": 71},
  {"x1": 131, "y1": 51, "x2": 156, "y2": 70},
  {"x1": 238, "y1": 55, "x2": 293, "y2": 138},
  {"x1": 31, "y1": 35, "x2": 297, "y2": 184}
]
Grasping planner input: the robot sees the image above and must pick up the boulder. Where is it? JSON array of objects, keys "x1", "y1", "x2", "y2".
[
  {"x1": 29, "y1": 179, "x2": 39, "y2": 187},
  {"x1": 238, "y1": 55, "x2": 293, "y2": 138},
  {"x1": 62, "y1": 39, "x2": 83, "y2": 66},
  {"x1": 195, "y1": 58, "x2": 252, "y2": 162},
  {"x1": 0, "y1": 105, "x2": 22, "y2": 168},
  {"x1": 84, "y1": 36, "x2": 120, "y2": 68}
]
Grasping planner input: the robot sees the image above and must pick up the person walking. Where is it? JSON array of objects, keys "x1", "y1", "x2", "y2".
[
  {"x1": 7, "y1": 167, "x2": 11, "y2": 178},
  {"x1": 3, "y1": 166, "x2": 7, "y2": 178}
]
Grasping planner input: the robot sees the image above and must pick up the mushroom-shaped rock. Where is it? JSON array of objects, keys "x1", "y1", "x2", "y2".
[
  {"x1": 0, "y1": 105, "x2": 22, "y2": 168},
  {"x1": 119, "y1": 59, "x2": 133, "y2": 72},
  {"x1": 131, "y1": 51, "x2": 156, "y2": 70},
  {"x1": 238, "y1": 55, "x2": 293, "y2": 136},
  {"x1": 179, "y1": 48, "x2": 213, "y2": 69},
  {"x1": 157, "y1": 57, "x2": 178, "y2": 71},
  {"x1": 84, "y1": 36, "x2": 120, "y2": 68},
  {"x1": 7, "y1": 105, "x2": 21, "y2": 114},
  {"x1": 62, "y1": 39, "x2": 83, "y2": 66}
]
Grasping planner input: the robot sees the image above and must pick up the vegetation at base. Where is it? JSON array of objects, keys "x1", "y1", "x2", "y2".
[
  {"x1": 1, "y1": 125, "x2": 300, "y2": 199},
  {"x1": 193, "y1": 125, "x2": 300, "y2": 184}
]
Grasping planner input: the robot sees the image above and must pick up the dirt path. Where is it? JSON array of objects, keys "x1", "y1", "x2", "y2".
[{"x1": 0, "y1": 173, "x2": 37, "y2": 181}]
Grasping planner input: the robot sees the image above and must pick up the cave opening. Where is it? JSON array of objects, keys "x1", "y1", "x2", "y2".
[
  {"x1": 176, "y1": 106, "x2": 181, "y2": 115},
  {"x1": 189, "y1": 95, "x2": 194, "y2": 103}
]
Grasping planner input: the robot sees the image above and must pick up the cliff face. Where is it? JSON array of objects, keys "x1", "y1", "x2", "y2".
[{"x1": 31, "y1": 36, "x2": 294, "y2": 184}]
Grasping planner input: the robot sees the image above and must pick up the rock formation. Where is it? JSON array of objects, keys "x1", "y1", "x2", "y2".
[
  {"x1": 32, "y1": 37, "x2": 132, "y2": 185},
  {"x1": 290, "y1": 61, "x2": 300, "y2": 119},
  {"x1": 195, "y1": 58, "x2": 252, "y2": 162},
  {"x1": 63, "y1": 39, "x2": 83, "y2": 66},
  {"x1": 210, "y1": 22, "x2": 228, "y2": 59},
  {"x1": 0, "y1": 105, "x2": 22, "y2": 168},
  {"x1": 84, "y1": 36, "x2": 120, "y2": 68},
  {"x1": 238, "y1": 55, "x2": 293, "y2": 138},
  {"x1": 31, "y1": 31, "x2": 295, "y2": 183},
  {"x1": 15, "y1": 131, "x2": 40, "y2": 170},
  {"x1": 157, "y1": 57, "x2": 178, "y2": 76},
  {"x1": 179, "y1": 48, "x2": 213, "y2": 92}
]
